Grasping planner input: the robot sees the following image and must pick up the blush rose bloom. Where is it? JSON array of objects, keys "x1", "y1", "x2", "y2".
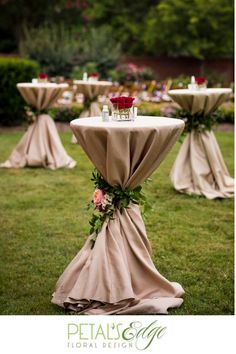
[{"x1": 93, "y1": 188, "x2": 105, "y2": 209}]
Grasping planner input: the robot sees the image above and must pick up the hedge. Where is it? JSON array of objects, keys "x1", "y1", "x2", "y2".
[
  {"x1": 0, "y1": 57, "x2": 39, "y2": 126},
  {"x1": 48, "y1": 105, "x2": 83, "y2": 123}
]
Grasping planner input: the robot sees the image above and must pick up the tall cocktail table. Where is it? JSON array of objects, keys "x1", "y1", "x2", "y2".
[
  {"x1": 1, "y1": 83, "x2": 76, "y2": 169},
  {"x1": 168, "y1": 88, "x2": 234, "y2": 199},
  {"x1": 52, "y1": 116, "x2": 185, "y2": 315}
]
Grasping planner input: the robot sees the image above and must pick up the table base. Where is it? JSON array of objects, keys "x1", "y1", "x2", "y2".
[
  {"x1": 171, "y1": 131, "x2": 234, "y2": 199},
  {"x1": 52, "y1": 203, "x2": 184, "y2": 315},
  {"x1": 1, "y1": 114, "x2": 76, "y2": 169}
]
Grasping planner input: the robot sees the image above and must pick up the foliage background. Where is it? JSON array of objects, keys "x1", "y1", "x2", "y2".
[
  {"x1": 0, "y1": 0, "x2": 233, "y2": 60},
  {"x1": 0, "y1": 57, "x2": 39, "y2": 125}
]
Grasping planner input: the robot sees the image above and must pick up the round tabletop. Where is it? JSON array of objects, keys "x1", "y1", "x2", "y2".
[
  {"x1": 71, "y1": 116, "x2": 184, "y2": 129},
  {"x1": 168, "y1": 88, "x2": 232, "y2": 96},
  {"x1": 70, "y1": 116, "x2": 184, "y2": 189},
  {"x1": 168, "y1": 88, "x2": 232, "y2": 116},
  {"x1": 73, "y1": 80, "x2": 112, "y2": 87},
  {"x1": 17, "y1": 83, "x2": 68, "y2": 90},
  {"x1": 17, "y1": 83, "x2": 68, "y2": 110}
]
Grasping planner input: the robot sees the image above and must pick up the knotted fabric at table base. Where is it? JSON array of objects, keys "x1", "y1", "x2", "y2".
[
  {"x1": 170, "y1": 131, "x2": 234, "y2": 199},
  {"x1": 52, "y1": 116, "x2": 185, "y2": 314},
  {"x1": 52, "y1": 203, "x2": 184, "y2": 314},
  {"x1": 0, "y1": 114, "x2": 76, "y2": 169}
]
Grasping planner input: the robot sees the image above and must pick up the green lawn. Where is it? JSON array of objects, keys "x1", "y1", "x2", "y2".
[{"x1": 0, "y1": 130, "x2": 234, "y2": 315}]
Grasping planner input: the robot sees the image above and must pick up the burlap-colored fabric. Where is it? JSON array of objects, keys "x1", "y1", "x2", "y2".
[
  {"x1": 170, "y1": 131, "x2": 234, "y2": 199},
  {"x1": 71, "y1": 81, "x2": 112, "y2": 143},
  {"x1": 1, "y1": 83, "x2": 76, "y2": 169},
  {"x1": 168, "y1": 88, "x2": 234, "y2": 199},
  {"x1": 17, "y1": 83, "x2": 69, "y2": 110},
  {"x1": 52, "y1": 116, "x2": 185, "y2": 315},
  {"x1": 73, "y1": 80, "x2": 112, "y2": 101},
  {"x1": 168, "y1": 88, "x2": 232, "y2": 116}
]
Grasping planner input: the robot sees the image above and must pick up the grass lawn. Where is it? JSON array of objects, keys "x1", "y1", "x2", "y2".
[{"x1": 0, "y1": 129, "x2": 234, "y2": 315}]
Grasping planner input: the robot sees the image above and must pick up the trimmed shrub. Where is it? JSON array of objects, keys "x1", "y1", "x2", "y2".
[
  {"x1": 48, "y1": 105, "x2": 83, "y2": 123},
  {"x1": 108, "y1": 63, "x2": 155, "y2": 84},
  {"x1": 20, "y1": 25, "x2": 79, "y2": 77},
  {"x1": 77, "y1": 26, "x2": 122, "y2": 78},
  {"x1": 70, "y1": 62, "x2": 99, "y2": 80},
  {"x1": 0, "y1": 57, "x2": 39, "y2": 126},
  {"x1": 217, "y1": 103, "x2": 234, "y2": 124}
]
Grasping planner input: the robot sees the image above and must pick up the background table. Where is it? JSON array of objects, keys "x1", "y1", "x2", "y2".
[
  {"x1": 71, "y1": 80, "x2": 112, "y2": 143},
  {"x1": 168, "y1": 88, "x2": 234, "y2": 199},
  {"x1": 52, "y1": 116, "x2": 185, "y2": 315},
  {"x1": 1, "y1": 83, "x2": 76, "y2": 169}
]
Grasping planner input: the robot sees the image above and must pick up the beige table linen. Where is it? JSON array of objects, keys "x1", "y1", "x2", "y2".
[
  {"x1": 71, "y1": 80, "x2": 112, "y2": 143},
  {"x1": 52, "y1": 116, "x2": 185, "y2": 315},
  {"x1": 168, "y1": 88, "x2": 234, "y2": 199},
  {"x1": 1, "y1": 83, "x2": 76, "y2": 169}
]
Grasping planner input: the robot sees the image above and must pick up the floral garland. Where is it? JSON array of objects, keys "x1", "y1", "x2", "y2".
[
  {"x1": 176, "y1": 109, "x2": 222, "y2": 134},
  {"x1": 88, "y1": 169, "x2": 147, "y2": 247},
  {"x1": 25, "y1": 105, "x2": 47, "y2": 123}
]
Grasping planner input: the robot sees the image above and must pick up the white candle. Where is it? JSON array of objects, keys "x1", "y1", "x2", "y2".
[{"x1": 191, "y1": 76, "x2": 195, "y2": 84}]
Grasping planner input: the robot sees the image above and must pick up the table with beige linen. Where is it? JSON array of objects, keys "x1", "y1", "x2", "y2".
[
  {"x1": 71, "y1": 80, "x2": 112, "y2": 143},
  {"x1": 1, "y1": 83, "x2": 76, "y2": 169},
  {"x1": 168, "y1": 88, "x2": 234, "y2": 199},
  {"x1": 52, "y1": 116, "x2": 185, "y2": 315}
]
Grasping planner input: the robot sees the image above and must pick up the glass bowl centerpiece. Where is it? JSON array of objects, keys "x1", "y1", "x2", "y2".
[
  {"x1": 196, "y1": 76, "x2": 207, "y2": 89},
  {"x1": 38, "y1": 73, "x2": 48, "y2": 83},
  {"x1": 110, "y1": 96, "x2": 135, "y2": 121}
]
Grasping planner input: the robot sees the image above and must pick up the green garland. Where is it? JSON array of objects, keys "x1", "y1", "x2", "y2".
[
  {"x1": 83, "y1": 97, "x2": 96, "y2": 111},
  {"x1": 88, "y1": 170, "x2": 148, "y2": 247},
  {"x1": 176, "y1": 109, "x2": 222, "y2": 134},
  {"x1": 25, "y1": 105, "x2": 47, "y2": 123}
]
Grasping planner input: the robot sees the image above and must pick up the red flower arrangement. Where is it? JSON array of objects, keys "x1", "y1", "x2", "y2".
[
  {"x1": 195, "y1": 77, "x2": 206, "y2": 85},
  {"x1": 38, "y1": 73, "x2": 48, "y2": 80},
  {"x1": 110, "y1": 96, "x2": 135, "y2": 110},
  {"x1": 90, "y1": 72, "x2": 99, "y2": 78}
]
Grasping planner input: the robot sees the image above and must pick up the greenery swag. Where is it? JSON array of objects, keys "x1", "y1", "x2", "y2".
[
  {"x1": 88, "y1": 169, "x2": 147, "y2": 247},
  {"x1": 25, "y1": 105, "x2": 47, "y2": 123},
  {"x1": 176, "y1": 109, "x2": 222, "y2": 134}
]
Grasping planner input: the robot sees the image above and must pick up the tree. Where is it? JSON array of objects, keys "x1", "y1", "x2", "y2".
[
  {"x1": 83, "y1": 0, "x2": 158, "y2": 53},
  {"x1": 0, "y1": 0, "x2": 233, "y2": 59},
  {"x1": 142, "y1": 0, "x2": 234, "y2": 58},
  {"x1": 0, "y1": 0, "x2": 84, "y2": 52}
]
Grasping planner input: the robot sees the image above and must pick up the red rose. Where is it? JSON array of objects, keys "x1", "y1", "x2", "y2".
[
  {"x1": 38, "y1": 73, "x2": 48, "y2": 79},
  {"x1": 196, "y1": 77, "x2": 206, "y2": 85},
  {"x1": 90, "y1": 72, "x2": 99, "y2": 77},
  {"x1": 110, "y1": 96, "x2": 135, "y2": 110}
]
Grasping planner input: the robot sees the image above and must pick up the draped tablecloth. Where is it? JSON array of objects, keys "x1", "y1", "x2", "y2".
[
  {"x1": 71, "y1": 80, "x2": 112, "y2": 143},
  {"x1": 52, "y1": 116, "x2": 185, "y2": 315},
  {"x1": 1, "y1": 83, "x2": 76, "y2": 169},
  {"x1": 168, "y1": 88, "x2": 234, "y2": 199}
]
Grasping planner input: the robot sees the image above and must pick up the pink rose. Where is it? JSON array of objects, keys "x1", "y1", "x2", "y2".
[{"x1": 93, "y1": 188, "x2": 105, "y2": 209}]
